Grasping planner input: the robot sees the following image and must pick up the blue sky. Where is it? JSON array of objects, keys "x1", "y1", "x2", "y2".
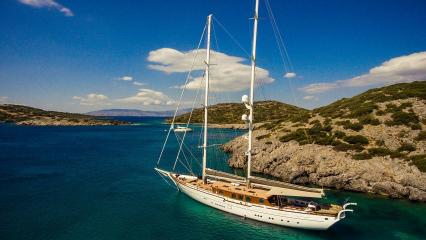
[{"x1": 0, "y1": 0, "x2": 425, "y2": 112}]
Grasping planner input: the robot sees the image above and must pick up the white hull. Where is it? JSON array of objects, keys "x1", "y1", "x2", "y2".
[{"x1": 157, "y1": 170, "x2": 352, "y2": 230}]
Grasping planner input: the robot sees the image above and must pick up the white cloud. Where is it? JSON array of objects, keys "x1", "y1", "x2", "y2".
[
  {"x1": 147, "y1": 48, "x2": 274, "y2": 92},
  {"x1": 284, "y1": 72, "x2": 296, "y2": 78},
  {"x1": 300, "y1": 51, "x2": 426, "y2": 94},
  {"x1": 116, "y1": 76, "x2": 133, "y2": 81},
  {"x1": 18, "y1": 0, "x2": 74, "y2": 16},
  {"x1": 133, "y1": 81, "x2": 145, "y2": 86},
  {"x1": 303, "y1": 95, "x2": 318, "y2": 101},
  {"x1": 116, "y1": 88, "x2": 175, "y2": 106},
  {"x1": 0, "y1": 96, "x2": 8, "y2": 103},
  {"x1": 72, "y1": 93, "x2": 110, "y2": 106}
]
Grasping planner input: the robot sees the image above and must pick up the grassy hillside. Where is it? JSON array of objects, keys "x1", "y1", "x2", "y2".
[
  {"x1": 0, "y1": 104, "x2": 126, "y2": 126},
  {"x1": 173, "y1": 100, "x2": 310, "y2": 124}
]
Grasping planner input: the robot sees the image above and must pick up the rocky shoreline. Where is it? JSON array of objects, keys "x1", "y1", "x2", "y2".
[{"x1": 223, "y1": 129, "x2": 426, "y2": 202}]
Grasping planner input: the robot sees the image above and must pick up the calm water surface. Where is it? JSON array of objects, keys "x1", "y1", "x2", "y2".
[{"x1": 0, "y1": 117, "x2": 425, "y2": 240}]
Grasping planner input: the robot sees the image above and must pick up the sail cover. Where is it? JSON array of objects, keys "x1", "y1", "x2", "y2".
[
  {"x1": 265, "y1": 186, "x2": 324, "y2": 199},
  {"x1": 205, "y1": 168, "x2": 245, "y2": 181},
  {"x1": 250, "y1": 176, "x2": 325, "y2": 198}
]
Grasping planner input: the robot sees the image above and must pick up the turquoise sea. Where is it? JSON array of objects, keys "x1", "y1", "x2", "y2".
[{"x1": 1, "y1": 117, "x2": 425, "y2": 240}]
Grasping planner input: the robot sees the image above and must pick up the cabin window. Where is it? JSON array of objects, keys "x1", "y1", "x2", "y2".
[
  {"x1": 259, "y1": 198, "x2": 264, "y2": 204},
  {"x1": 239, "y1": 195, "x2": 243, "y2": 201},
  {"x1": 231, "y1": 194, "x2": 236, "y2": 199},
  {"x1": 245, "y1": 196, "x2": 251, "y2": 202}
]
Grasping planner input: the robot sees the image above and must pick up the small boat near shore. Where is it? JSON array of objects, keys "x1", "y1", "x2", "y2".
[{"x1": 173, "y1": 126, "x2": 192, "y2": 132}]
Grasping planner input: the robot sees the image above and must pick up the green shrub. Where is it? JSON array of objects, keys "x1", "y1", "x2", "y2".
[
  {"x1": 359, "y1": 115, "x2": 381, "y2": 125},
  {"x1": 415, "y1": 131, "x2": 426, "y2": 141},
  {"x1": 408, "y1": 154, "x2": 426, "y2": 172},
  {"x1": 256, "y1": 134, "x2": 271, "y2": 140},
  {"x1": 410, "y1": 123, "x2": 422, "y2": 130},
  {"x1": 333, "y1": 141, "x2": 364, "y2": 152},
  {"x1": 309, "y1": 119, "x2": 320, "y2": 125},
  {"x1": 334, "y1": 130, "x2": 346, "y2": 139},
  {"x1": 397, "y1": 143, "x2": 416, "y2": 152},
  {"x1": 376, "y1": 110, "x2": 385, "y2": 116},
  {"x1": 343, "y1": 135, "x2": 369, "y2": 145},
  {"x1": 353, "y1": 153, "x2": 372, "y2": 160},
  {"x1": 386, "y1": 111, "x2": 419, "y2": 127},
  {"x1": 279, "y1": 129, "x2": 308, "y2": 143},
  {"x1": 368, "y1": 147, "x2": 392, "y2": 156},
  {"x1": 399, "y1": 102, "x2": 413, "y2": 109},
  {"x1": 323, "y1": 124, "x2": 333, "y2": 132},
  {"x1": 349, "y1": 103, "x2": 377, "y2": 117}
]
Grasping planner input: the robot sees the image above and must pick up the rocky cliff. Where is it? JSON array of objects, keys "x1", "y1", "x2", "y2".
[{"x1": 221, "y1": 81, "x2": 426, "y2": 201}]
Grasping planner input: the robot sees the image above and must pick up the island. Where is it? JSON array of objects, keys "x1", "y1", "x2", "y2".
[
  {"x1": 0, "y1": 104, "x2": 128, "y2": 126},
  {"x1": 174, "y1": 81, "x2": 426, "y2": 201}
]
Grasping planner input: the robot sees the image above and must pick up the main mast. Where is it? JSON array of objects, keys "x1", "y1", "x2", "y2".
[
  {"x1": 247, "y1": 0, "x2": 259, "y2": 187},
  {"x1": 202, "y1": 14, "x2": 212, "y2": 184}
]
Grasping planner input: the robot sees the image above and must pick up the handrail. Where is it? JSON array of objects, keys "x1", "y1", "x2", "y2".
[
  {"x1": 337, "y1": 202, "x2": 357, "y2": 219},
  {"x1": 343, "y1": 202, "x2": 357, "y2": 209},
  {"x1": 337, "y1": 209, "x2": 353, "y2": 219}
]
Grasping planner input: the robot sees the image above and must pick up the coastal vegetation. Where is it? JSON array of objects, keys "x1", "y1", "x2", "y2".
[
  {"x1": 172, "y1": 100, "x2": 310, "y2": 124},
  {"x1": 0, "y1": 104, "x2": 127, "y2": 126}
]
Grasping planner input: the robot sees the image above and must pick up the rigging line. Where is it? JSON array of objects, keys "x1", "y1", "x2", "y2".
[
  {"x1": 264, "y1": 0, "x2": 311, "y2": 142},
  {"x1": 174, "y1": 64, "x2": 204, "y2": 168},
  {"x1": 264, "y1": 0, "x2": 289, "y2": 72},
  {"x1": 213, "y1": 17, "x2": 251, "y2": 58},
  {"x1": 173, "y1": 131, "x2": 193, "y2": 174},
  {"x1": 208, "y1": 66, "x2": 228, "y2": 171},
  {"x1": 212, "y1": 20, "x2": 220, "y2": 53},
  {"x1": 157, "y1": 24, "x2": 207, "y2": 166},
  {"x1": 156, "y1": 170, "x2": 174, "y2": 188},
  {"x1": 180, "y1": 143, "x2": 195, "y2": 176},
  {"x1": 265, "y1": 0, "x2": 294, "y2": 71},
  {"x1": 172, "y1": 133, "x2": 196, "y2": 174}
]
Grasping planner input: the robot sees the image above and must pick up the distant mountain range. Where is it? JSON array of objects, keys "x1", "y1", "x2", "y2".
[{"x1": 86, "y1": 108, "x2": 191, "y2": 117}]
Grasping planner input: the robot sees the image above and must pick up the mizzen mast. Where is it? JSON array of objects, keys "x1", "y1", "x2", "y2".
[
  {"x1": 202, "y1": 14, "x2": 212, "y2": 184},
  {"x1": 245, "y1": 0, "x2": 260, "y2": 188}
]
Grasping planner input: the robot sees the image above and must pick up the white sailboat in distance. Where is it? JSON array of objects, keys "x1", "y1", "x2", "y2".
[{"x1": 155, "y1": 0, "x2": 356, "y2": 230}]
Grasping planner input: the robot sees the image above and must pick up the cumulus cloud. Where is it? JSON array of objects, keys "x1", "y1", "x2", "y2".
[
  {"x1": 284, "y1": 72, "x2": 296, "y2": 79},
  {"x1": 300, "y1": 51, "x2": 426, "y2": 94},
  {"x1": 133, "y1": 81, "x2": 145, "y2": 86},
  {"x1": 303, "y1": 95, "x2": 318, "y2": 101},
  {"x1": 117, "y1": 88, "x2": 175, "y2": 106},
  {"x1": 72, "y1": 93, "x2": 110, "y2": 106},
  {"x1": 18, "y1": 0, "x2": 74, "y2": 16},
  {"x1": 147, "y1": 48, "x2": 274, "y2": 92},
  {"x1": 116, "y1": 76, "x2": 133, "y2": 81}
]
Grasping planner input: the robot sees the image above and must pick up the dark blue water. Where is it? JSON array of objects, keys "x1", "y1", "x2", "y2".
[{"x1": 0, "y1": 117, "x2": 425, "y2": 240}]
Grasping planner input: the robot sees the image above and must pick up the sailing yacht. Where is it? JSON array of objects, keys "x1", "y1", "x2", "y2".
[{"x1": 155, "y1": 1, "x2": 356, "y2": 230}]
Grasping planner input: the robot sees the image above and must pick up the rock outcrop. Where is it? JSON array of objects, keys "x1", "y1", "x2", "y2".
[{"x1": 224, "y1": 130, "x2": 426, "y2": 201}]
